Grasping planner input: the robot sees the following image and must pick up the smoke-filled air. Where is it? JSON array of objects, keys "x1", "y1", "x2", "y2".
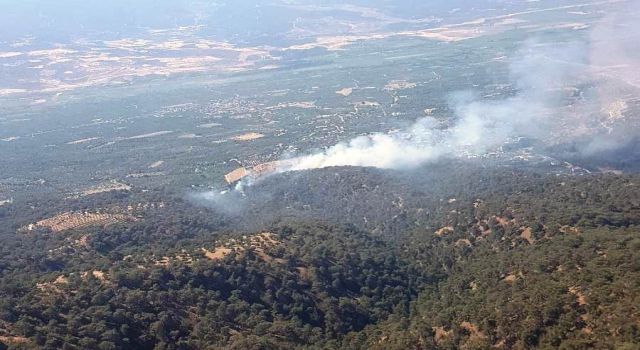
[
  {"x1": 276, "y1": 5, "x2": 639, "y2": 174},
  {"x1": 5, "y1": 0, "x2": 640, "y2": 348}
]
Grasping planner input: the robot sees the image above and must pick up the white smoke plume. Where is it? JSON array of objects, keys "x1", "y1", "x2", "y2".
[
  {"x1": 282, "y1": 45, "x2": 571, "y2": 171},
  {"x1": 281, "y1": 5, "x2": 640, "y2": 172}
]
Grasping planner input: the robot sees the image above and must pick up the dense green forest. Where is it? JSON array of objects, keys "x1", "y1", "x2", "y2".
[{"x1": 1, "y1": 164, "x2": 639, "y2": 349}]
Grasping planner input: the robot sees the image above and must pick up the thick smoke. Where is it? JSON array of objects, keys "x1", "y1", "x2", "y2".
[
  {"x1": 282, "y1": 4, "x2": 640, "y2": 172},
  {"x1": 581, "y1": 6, "x2": 640, "y2": 155}
]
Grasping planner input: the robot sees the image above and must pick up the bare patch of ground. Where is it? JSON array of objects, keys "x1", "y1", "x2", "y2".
[
  {"x1": 127, "y1": 172, "x2": 165, "y2": 178},
  {"x1": 433, "y1": 326, "x2": 452, "y2": 345},
  {"x1": 423, "y1": 108, "x2": 437, "y2": 116},
  {"x1": 602, "y1": 99, "x2": 627, "y2": 121},
  {"x1": 286, "y1": 34, "x2": 388, "y2": 51},
  {"x1": 197, "y1": 122, "x2": 221, "y2": 128},
  {"x1": 149, "y1": 161, "x2": 164, "y2": 168},
  {"x1": 67, "y1": 137, "x2": 101, "y2": 145},
  {"x1": 201, "y1": 247, "x2": 234, "y2": 261},
  {"x1": 435, "y1": 226, "x2": 454, "y2": 236},
  {"x1": 231, "y1": 132, "x2": 265, "y2": 141},
  {"x1": 335, "y1": 87, "x2": 353, "y2": 96},
  {"x1": 1, "y1": 315, "x2": 30, "y2": 343},
  {"x1": 560, "y1": 225, "x2": 581, "y2": 235},
  {"x1": 0, "y1": 51, "x2": 23, "y2": 58},
  {"x1": 0, "y1": 89, "x2": 27, "y2": 95},
  {"x1": 502, "y1": 271, "x2": 525, "y2": 283},
  {"x1": 520, "y1": 227, "x2": 534, "y2": 244},
  {"x1": 0, "y1": 335, "x2": 30, "y2": 345},
  {"x1": 569, "y1": 286, "x2": 588, "y2": 306},
  {"x1": 126, "y1": 130, "x2": 173, "y2": 140},
  {"x1": 267, "y1": 101, "x2": 317, "y2": 110},
  {"x1": 81, "y1": 270, "x2": 108, "y2": 282},
  {"x1": 36, "y1": 275, "x2": 68, "y2": 294},
  {"x1": 493, "y1": 216, "x2": 515, "y2": 228},
  {"x1": 384, "y1": 80, "x2": 417, "y2": 91},
  {"x1": 455, "y1": 239, "x2": 472, "y2": 247},
  {"x1": 503, "y1": 274, "x2": 517, "y2": 283},
  {"x1": 460, "y1": 321, "x2": 487, "y2": 342},
  {"x1": 224, "y1": 167, "x2": 249, "y2": 184},
  {"x1": 470, "y1": 281, "x2": 478, "y2": 290},
  {"x1": 73, "y1": 180, "x2": 131, "y2": 198},
  {"x1": 296, "y1": 267, "x2": 311, "y2": 280},
  {"x1": 3, "y1": 31, "x2": 276, "y2": 95}
]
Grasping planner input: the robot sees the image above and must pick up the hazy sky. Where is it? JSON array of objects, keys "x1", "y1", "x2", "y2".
[{"x1": 0, "y1": 0, "x2": 577, "y2": 44}]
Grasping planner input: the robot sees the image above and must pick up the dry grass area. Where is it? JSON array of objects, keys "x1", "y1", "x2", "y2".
[
  {"x1": 81, "y1": 270, "x2": 107, "y2": 282},
  {"x1": 433, "y1": 326, "x2": 452, "y2": 345},
  {"x1": 252, "y1": 161, "x2": 282, "y2": 176},
  {"x1": 224, "y1": 167, "x2": 249, "y2": 184},
  {"x1": 4, "y1": 32, "x2": 275, "y2": 95},
  {"x1": 296, "y1": 267, "x2": 311, "y2": 280},
  {"x1": 520, "y1": 227, "x2": 534, "y2": 244},
  {"x1": 404, "y1": 27, "x2": 482, "y2": 42},
  {"x1": 225, "y1": 159, "x2": 301, "y2": 184},
  {"x1": 502, "y1": 271, "x2": 525, "y2": 283},
  {"x1": 202, "y1": 232, "x2": 291, "y2": 266},
  {"x1": 493, "y1": 216, "x2": 514, "y2": 228},
  {"x1": 455, "y1": 239, "x2": 472, "y2": 247},
  {"x1": 148, "y1": 232, "x2": 308, "y2": 278},
  {"x1": 285, "y1": 21, "x2": 484, "y2": 52},
  {"x1": 460, "y1": 321, "x2": 487, "y2": 342},
  {"x1": 0, "y1": 321, "x2": 30, "y2": 346},
  {"x1": 435, "y1": 226, "x2": 454, "y2": 236},
  {"x1": 473, "y1": 220, "x2": 492, "y2": 237},
  {"x1": 560, "y1": 225, "x2": 581, "y2": 235},
  {"x1": 0, "y1": 335, "x2": 30, "y2": 345},
  {"x1": 36, "y1": 275, "x2": 69, "y2": 294},
  {"x1": 569, "y1": 286, "x2": 588, "y2": 306},
  {"x1": 24, "y1": 211, "x2": 135, "y2": 233},
  {"x1": 503, "y1": 274, "x2": 517, "y2": 283},
  {"x1": 231, "y1": 132, "x2": 265, "y2": 141},
  {"x1": 201, "y1": 247, "x2": 233, "y2": 261}
]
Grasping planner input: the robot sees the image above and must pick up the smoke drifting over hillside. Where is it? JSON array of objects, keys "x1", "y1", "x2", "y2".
[{"x1": 282, "y1": 5, "x2": 640, "y2": 172}]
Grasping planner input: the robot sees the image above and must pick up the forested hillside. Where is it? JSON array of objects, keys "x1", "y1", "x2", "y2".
[{"x1": 1, "y1": 164, "x2": 639, "y2": 349}]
